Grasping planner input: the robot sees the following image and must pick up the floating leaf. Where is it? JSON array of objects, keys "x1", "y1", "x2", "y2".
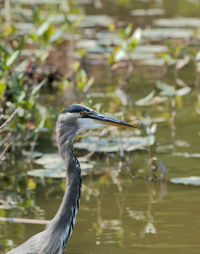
[
  {"x1": 174, "y1": 140, "x2": 190, "y2": 148},
  {"x1": 157, "y1": 80, "x2": 175, "y2": 92},
  {"x1": 172, "y1": 152, "x2": 200, "y2": 158},
  {"x1": 96, "y1": 31, "x2": 123, "y2": 46},
  {"x1": 114, "y1": 88, "x2": 129, "y2": 106},
  {"x1": 23, "y1": 151, "x2": 43, "y2": 159},
  {"x1": 196, "y1": 51, "x2": 200, "y2": 61},
  {"x1": 16, "y1": 23, "x2": 35, "y2": 35},
  {"x1": 157, "y1": 81, "x2": 191, "y2": 97},
  {"x1": 135, "y1": 90, "x2": 155, "y2": 106},
  {"x1": 141, "y1": 58, "x2": 166, "y2": 66},
  {"x1": 176, "y1": 56, "x2": 190, "y2": 70},
  {"x1": 28, "y1": 162, "x2": 95, "y2": 178},
  {"x1": 74, "y1": 135, "x2": 155, "y2": 153},
  {"x1": 30, "y1": 153, "x2": 95, "y2": 178},
  {"x1": 131, "y1": 8, "x2": 165, "y2": 16},
  {"x1": 34, "y1": 153, "x2": 64, "y2": 169},
  {"x1": 154, "y1": 18, "x2": 200, "y2": 28},
  {"x1": 175, "y1": 86, "x2": 191, "y2": 97},
  {"x1": 0, "y1": 197, "x2": 16, "y2": 209},
  {"x1": 75, "y1": 40, "x2": 101, "y2": 53},
  {"x1": 15, "y1": 0, "x2": 61, "y2": 4},
  {"x1": 28, "y1": 168, "x2": 65, "y2": 178},
  {"x1": 142, "y1": 28, "x2": 193, "y2": 41},
  {"x1": 171, "y1": 176, "x2": 200, "y2": 186},
  {"x1": 80, "y1": 15, "x2": 113, "y2": 28},
  {"x1": 134, "y1": 45, "x2": 168, "y2": 54}
]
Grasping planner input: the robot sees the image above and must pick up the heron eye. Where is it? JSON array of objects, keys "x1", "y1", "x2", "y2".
[{"x1": 81, "y1": 111, "x2": 87, "y2": 117}]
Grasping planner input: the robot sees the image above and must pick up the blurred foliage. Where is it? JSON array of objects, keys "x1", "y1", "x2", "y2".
[
  {"x1": 0, "y1": 1, "x2": 94, "y2": 161},
  {"x1": 108, "y1": 23, "x2": 138, "y2": 66}
]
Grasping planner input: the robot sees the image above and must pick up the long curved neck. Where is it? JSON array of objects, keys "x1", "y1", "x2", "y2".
[{"x1": 46, "y1": 119, "x2": 81, "y2": 252}]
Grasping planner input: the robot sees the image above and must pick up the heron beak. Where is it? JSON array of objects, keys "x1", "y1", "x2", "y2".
[{"x1": 89, "y1": 112, "x2": 138, "y2": 129}]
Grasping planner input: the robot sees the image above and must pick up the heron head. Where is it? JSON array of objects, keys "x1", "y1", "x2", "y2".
[{"x1": 59, "y1": 104, "x2": 137, "y2": 135}]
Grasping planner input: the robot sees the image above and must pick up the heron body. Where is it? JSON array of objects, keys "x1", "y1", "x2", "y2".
[{"x1": 7, "y1": 104, "x2": 137, "y2": 254}]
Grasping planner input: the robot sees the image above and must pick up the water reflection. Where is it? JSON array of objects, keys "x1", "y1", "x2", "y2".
[
  {"x1": 1, "y1": 154, "x2": 200, "y2": 254},
  {"x1": 79, "y1": 167, "x2": 168, "y2": 249}
]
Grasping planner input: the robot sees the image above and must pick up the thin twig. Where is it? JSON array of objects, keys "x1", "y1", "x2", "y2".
[
  {"x1": 0, "y1": 217, "x2": 49, "y2": 225},
  {"x1": 0, "y1": 108, "x2": 18, "y2": 130},
  {"x1": 4, "y1": 0, "x2": 11, "y2": 26},
  {"x1": 0, "y1": 142, "x2": 12, "y2": 160}
]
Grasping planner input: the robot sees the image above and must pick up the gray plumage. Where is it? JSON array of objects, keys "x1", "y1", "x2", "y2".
[
  {"x1": 6, "y1": 104, "x2": 137, "y2": 254},
  {"x1": 7, "y1": 108, "x2": 82, "y2": 254}
]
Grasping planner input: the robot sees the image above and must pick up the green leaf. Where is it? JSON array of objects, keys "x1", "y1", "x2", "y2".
[
  {"x1": 0, "y1": 82, "x2": 6, "y2": 97},
  {"x1": 33, "y1": 5, "x2": 41, "y2": 23},
  {"x1": 83, "y1": 77, "x2": 94, "y2": 92},
  {"x1": 135, "y1": 90, "x2": 155, "y2": 106},
  {"x1": 37, "y1": 21, "x2": 51, "y2": 36},
  {"x1": 124, "y1": 23, "x2": 133, "y2": 37},
  {"x1": 6, "y1": 50, "x2": 20, "y2": 67},
  {"x1": 31, "y1": 79, "x2": 47, "y2": 96},
  {"x1": 28, "y1": 178, "x2": 37, "y2": 190},
  {"x1": 49, "y1": 29, "x2": 63, "y2": 43},
  {"x1": 44, "y1": 23, "x2": 55, "y2": 41},
  {"x1": 156, "y1": 80, "x2": 175, "y2": 92},
  {"x1": 0, "y1": 45, "x2": 9, "y2": 55}
]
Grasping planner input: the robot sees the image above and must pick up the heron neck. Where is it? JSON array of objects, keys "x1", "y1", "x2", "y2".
[{"x1": 47, "y1": 127, "x2": 81, "y2": 250}]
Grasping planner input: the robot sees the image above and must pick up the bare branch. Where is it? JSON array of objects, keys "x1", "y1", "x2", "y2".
[
  {"x1": 0, "y1": 142, "x2": 12, "y2": 160},
  {"x1": 0, "y1": 217, "x2": 49, "y2": 225},
  {"x1": 0, "y1": 108, "x2": 18, "y2": 130},
  {"x1": 4, "y1": 0, "x2": 11, "y2": 26}
]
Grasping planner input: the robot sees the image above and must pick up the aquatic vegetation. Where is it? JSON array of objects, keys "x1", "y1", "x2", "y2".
[{"x1": 0, "y1": 0, "x2": 200, "y2": 253}]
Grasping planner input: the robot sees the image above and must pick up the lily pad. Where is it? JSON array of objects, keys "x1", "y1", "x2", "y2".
[
  {"x1": 75, "y1": 40, "x2": 104, "y2": 53},
  {"x1": 74, "y1": 135, "x2": 155, "y2": 153},
  {"x1": 141, "y1": 28, "x2": 193, "y2": 41},
  {"x1": 28, "y1": 168, "x2": 66, "y2": 178},
  {"x1": 141, "y1": 58, "x2": 166, "y2": 66},
  {"x1": 29, "y1": 153, "x2": 95, "y2": 178},
  {"x1": 175, "y1": 86, "x2": 191, "y2": 97},
  {"x1": 131, "y1": 45, "x2": 168, "y2": 65},
  {"x1": 154, "y1": 18, "x2": 200, "y2": 28},
  {"x1": 134, "y1": 45, "x2": 168, "y2": 54},
  {"x1": 80, "y1": 15, "x2": 113, "y2": 28},
  {"x1": 34, "y1": 153, "x2": 95, "y2": 167},
  {"x1": 15, "y1": 0, "x2": 60, "y2": 4},
  {"x1": 170, "y1": 176, "x2": 200, "y2": 186},
  {"x1": 96, "y1": 31, "x2": 123, "y2": 46},
  {"x1": 131, "y1": 8, "x2": 165, "y2": 16},
  {"x1": 172, "y1": 152, "x2": 200, "y2": 158},
  {"x1": 135, "y1": 90, "x2": 168, "y2": 106},
  {"x1": 28, "y1": 162, "x2": 94, "y2": 178},
  {"x1": 34, "y1": 153, "x2": 64, "y2": 169},
  {"x1": 135, "y1": 90, "x2": 155, "y2": 106},
  {"x1": 157, "y1": 81, "x2": 191, "y2": 97},
  {"x1": 23, "y1": 151, "x2": 43, "y2": 159}
]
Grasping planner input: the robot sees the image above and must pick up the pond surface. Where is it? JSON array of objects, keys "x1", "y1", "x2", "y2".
[{"x1": 1, "y1": 0, "x2": 200, "y2": 253}]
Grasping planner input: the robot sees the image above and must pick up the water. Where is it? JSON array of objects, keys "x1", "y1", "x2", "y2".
[
  {"x1": 2, "y1": 176, "x2": 200, "y2": 253},
  {"x1": 1, "y1": 0, "x2": 200, "y2": 253}
]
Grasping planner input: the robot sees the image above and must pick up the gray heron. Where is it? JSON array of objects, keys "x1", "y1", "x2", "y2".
[{"x1": 7, "y1": 104, "x2": 137, "y2": 254}]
